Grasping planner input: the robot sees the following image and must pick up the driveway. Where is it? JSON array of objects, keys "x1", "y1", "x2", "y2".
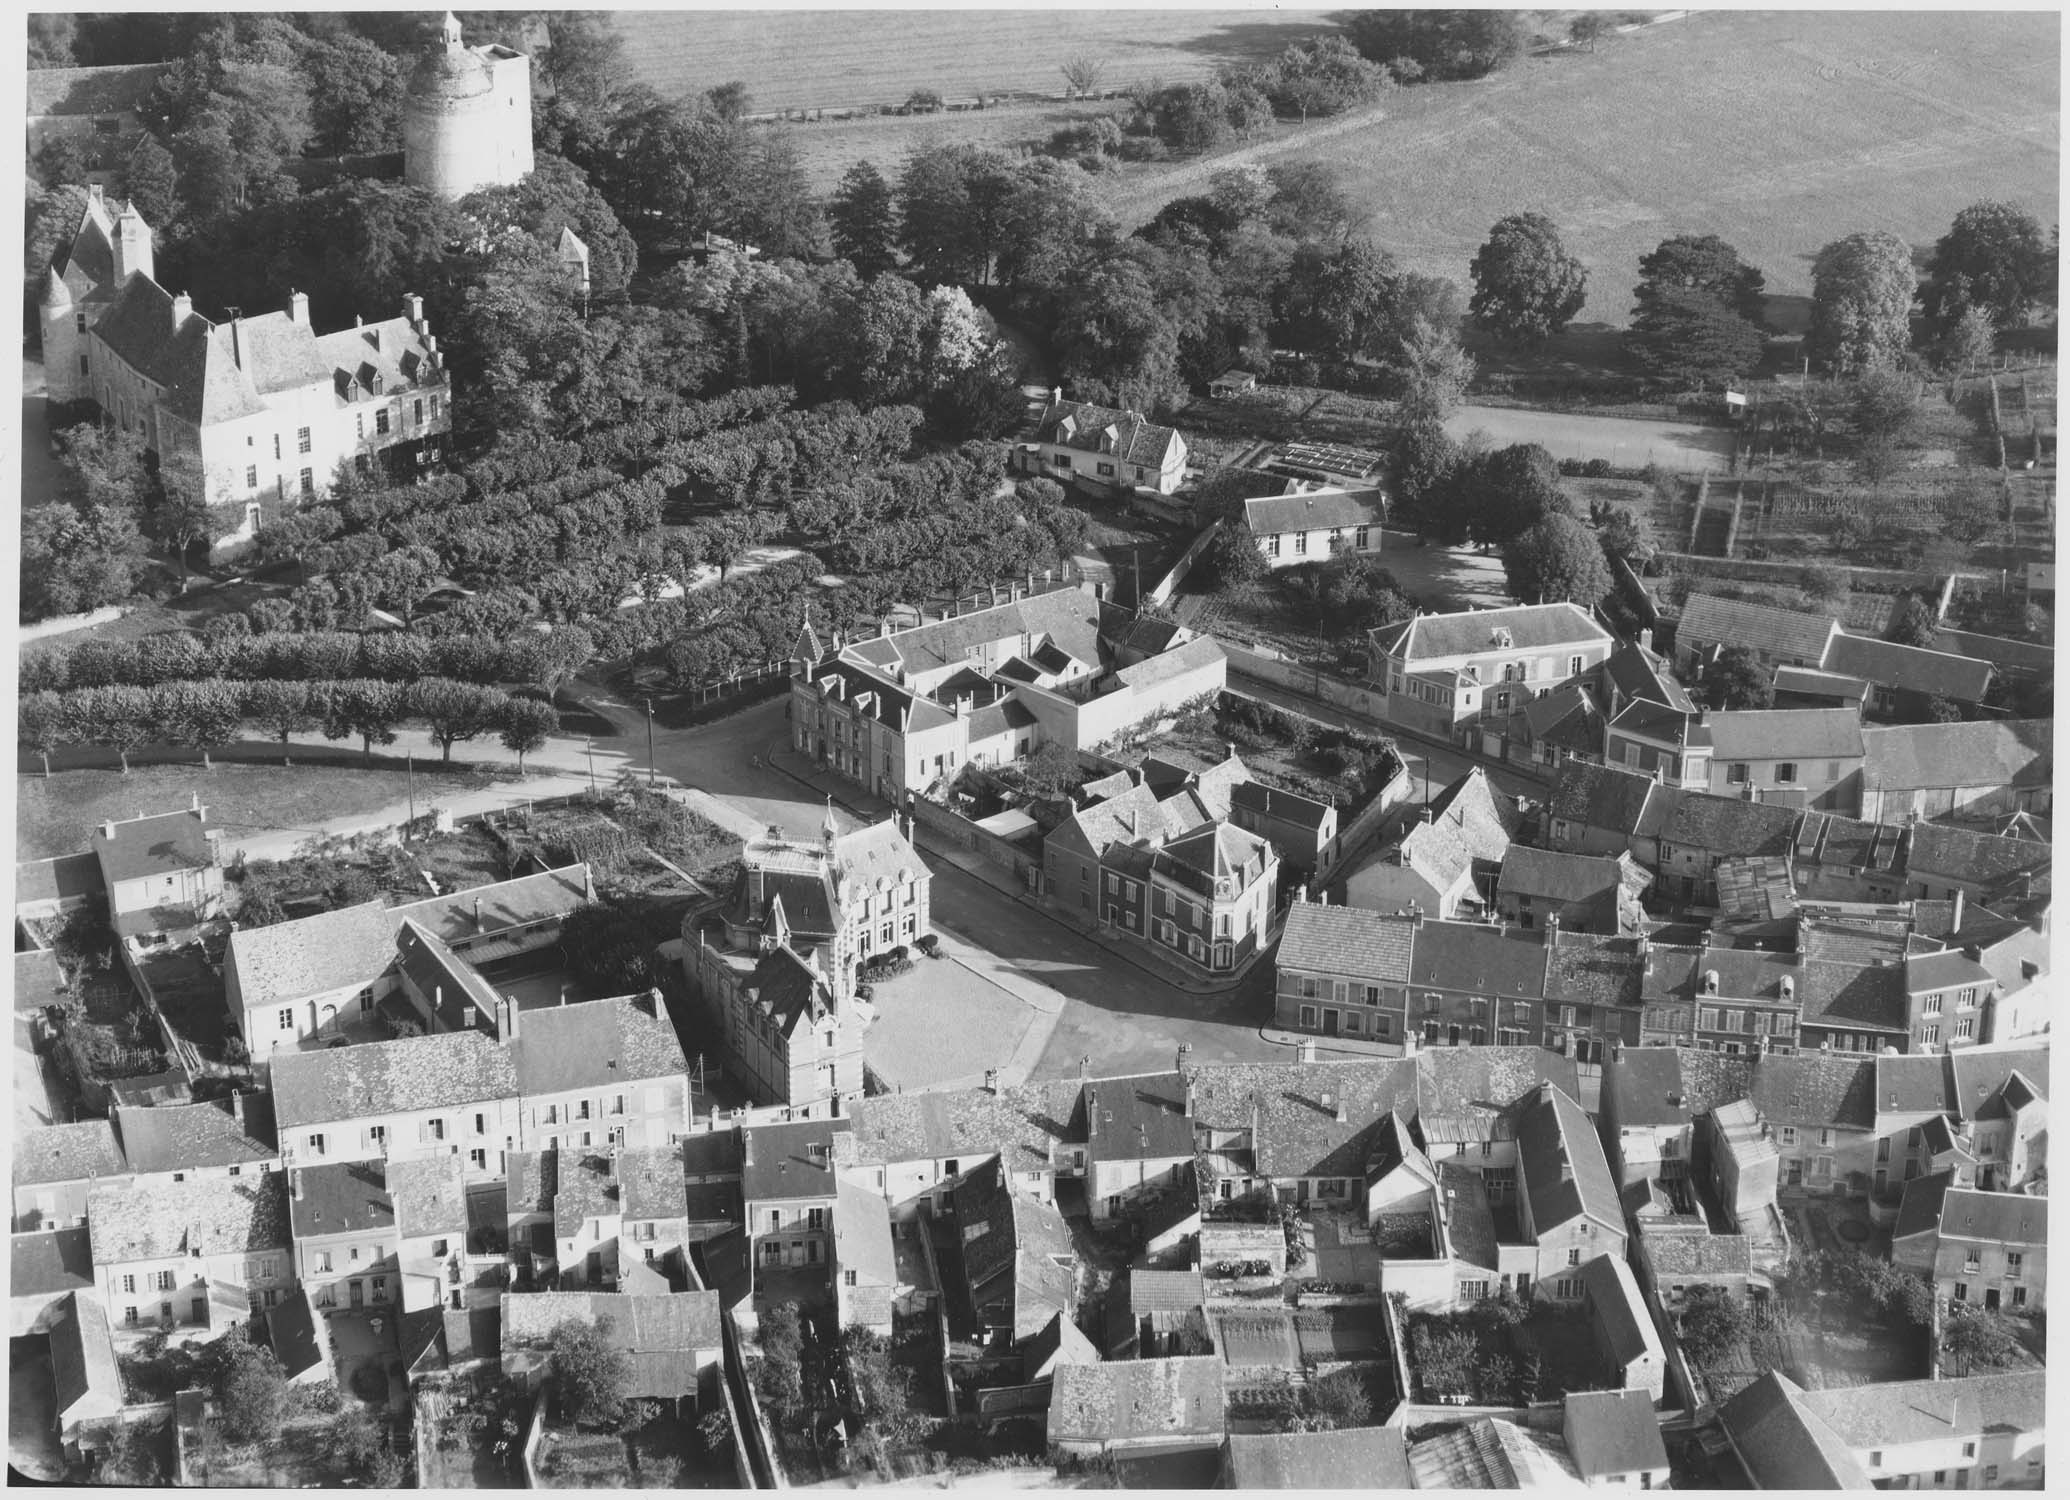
[{"x1": 1446, "y1": 404, "x2": 1733, "y2": 473}]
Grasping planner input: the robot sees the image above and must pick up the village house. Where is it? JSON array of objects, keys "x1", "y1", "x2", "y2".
[
  {"x1": 287, "y1": 1161, "x2": 398, "y2": 1314},
  {"x1": 835, "y1": 1075, "x2": 1087, "y2": 1215},
  {"x1": 1272, "y1": 898, "x2": 1415, "y2": 1046},
  {"x1": 1222, "y1": 1426, "x2": 1414, "y2": 1490},
  {"x1": 87, "y1": 1173, "x2": 291, "y2": 1338},
  {"x1": 1241, "y1": 485, "x2": 1388, "y2": 567},
  {"x1": 114, "y1": 1092, "x2": 278, "y2": 1187},
  {"x1": 1724, "y1": 1370, "x2": 2044, "y2": 1491},
  {"x1": 944, "y1": 1156, "x2": 1077, "y2": 1351},
  {"x1": 1495, "y1": 847, "x2": 1649, "y2": 936},
  {"x1": 13, "y1": 1121, "x2": 133, "y2": 1232},
  {"x1": 1578, "y1": 1253, "x2": 1667, "y2": 1400},
  {"x1": 1821, "y1": 633, "x2": 1996, "y2": 717},
  {"x1": 831, "y1": 1177, "x2": 898, "y2": 1335},
  {"x1": 1675, "y1": 592, "x2": 1840, "y2": 674},
  {"x1": 88, "y1": 803, "x2": 222, "y2": 940},
  {"x1": 41, "y1": 188, "x2": 451, "y2": 559},
  {"x1": 11, "y1": 1227, "x2": 97, "y2": 1339},
  {"x1": 1601, "y1": 697, "x2": 1710, "y2": 790},
  {"x1": 500, "y1": 1289, "x2": 724, "y2": 1415},
  {"x1": 1047, "y1": 1355, "x2": 1226, "y2": 1457},
  {"x1": 1020, "y1": 392, "x2": 1188, "y2": 496},
  {"x1": 1365, "y1": 602, "x2": 1616, "y2": 741},
  {"x1": 1083, "y1": 1072, "x2": 1194, "y2": 1221},
  {"x1": 1344, "y1": 765, "x2": 1518, "y2": 921},
  {"x1": 1563, "y1": 1389, "x2": 1672, "y2": 1489},
  {"x1": 742, "y1": 1118, "x2": 848, "y2": 1283},
  {"x1": 1747, "y1": 1051, "x2": 1879, "y2": 1196},
  {"x1": 1597, "y1": 1046, "x2": 1754, "y2": 1187},
  {"x1": 791, "y1": 585, "x2": 1225, "y2": 802},
  {"x1": 270, "y1": 1028, "x2": 522, "y2": 1182},
  {"x1": 1227, "y1": 781, "x2": 1340, "y2": 879},
  {"x1": 1494, "y1": 679, "x2": 1606, "y2": 770},
  {"x1": 1893, "y1": 1177, "x2": 2047, "y2": 1311},
  {"x1": 510, "y1": 992, "x2": 692, "y2": 1153},
  {"x1": 1652, "y1": 792, "x2": 1801, "y2": 906},
  {"x1": 386, "y1": 1152, "x2": 472, "y2": 1313},
  {"x1": 1902, "y1": 822, "x2": 2052, "y2": 908},
  {"x1": 1698, "y1": 708, "x2": 1866, "y2": 810},
  {"x1": 1704, "y1": 1098, "x2": 1782, "y2": 1222},
  {"x1": 1409, "y1": 919, "x2": 1552, "y2": 1054},
  {"x1": 1791, "y1": 812, "x2": 1908, "y2": 902},
  {"x1": 27, "y1": 63, "x2": 170, "y2": 171},
  {"x1": 1544, "y1": 761, "x2": 1677, "y2": 866},
  {"x1": 1857, "y1": 719, "x2": 2052, "y2": 824},
  {"x1": 1107, "y1": 1268, "x2": 1210, "y2": 1360},
  {"x1": 48, "y1": 1292, "x2": 123, "y2": 1459},
  {"x1": 1509, "y1": 1082, "x2": 1628, "y2": 1301}
]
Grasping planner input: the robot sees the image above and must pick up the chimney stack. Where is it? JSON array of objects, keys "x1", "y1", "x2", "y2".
[
  {"x1": 102, "y1": 820, "x2": 116, "y2": 841},
  {"x1": 1544, "y1": 911, "x2": 1560, "y2": 947},
  {"x1": 231, "y1": 1091, "x2": 244, "y2": 1125},
  {"x1": 287, "y1": 290, "x2": 308, "y2": 325},
  {"x1": 230, "y1": 317, "x2": 244, "y2": 369},
  {"x1": 289, "y1": 1168, "x2": 303, "y2": 1201},
  {"x1": 474, "y1": 896, "x2": 485, "y2": 933},
  {"x1": 583, "y1": 867, "x2": 595, "y2": 902},
  {"x1": 984, "y1": 1068, "x2": 1000, "y2": 1095},
  {"x1": 172, "y1": 292, "x2": 193, "y2": 332},
  {"x1": 1951, "y1": 888, "x2": 1965, "y2": 932},
  {"x1": 740, "y1": 1128, "x2": 754, "y2": 1168}
]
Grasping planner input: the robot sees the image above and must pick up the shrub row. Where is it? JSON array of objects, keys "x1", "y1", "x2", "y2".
[{"x1": 22, "y1": 628, "x2": 592, "y2": 694}]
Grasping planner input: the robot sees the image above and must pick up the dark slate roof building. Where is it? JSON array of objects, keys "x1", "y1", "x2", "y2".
[
  {"x1": 1512, "y1": 1083, "x2": 1622, "y2": 1234},
  {"x1": 1720, "y1": 1371, "x2": 1871, "y2": 1488},
  {"x1": 115, "y1": 1093, "x2": 277, "y2": 1176}
]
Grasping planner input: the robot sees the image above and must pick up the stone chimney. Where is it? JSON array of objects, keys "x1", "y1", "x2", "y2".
[
  {"x1": 1544, "y1": 910, "x2": 1560, "y2": 947},
  {"x1": 289, "y1": 1168, "x2": 303, "y2": 1201},
  {"x1": 230, "y1": 317, "x2": 244, "y2": 370},
  {"x1": 1638, "y1": 628, "x2": 1653, "y2": 651},
  {"x1": 583, "y1": 867, "x2": 595, "y2": 902},
  {"x1": 231, "y1": 1091, "x2": 245, "y2": 1125},
  {"x1": 474, "y1": 897, "x2": 485, "y2": 933},
  {"x1": 102, "y1": 820, "x2": 116, "y2": 841},
  {"x1": 984, "y1": 1068, "x2": 1000, "y2": 1094},
  {"x1": 287, "y1": 290, "x2": 308, "y2": 325},
  {"x1": 171, "y1": 292, "x2": 193, "y2": 332},
  {"x1": 405, "y1": 292, "x2": 425, "y2": 326},
  {"x1": 1951, "y1": 888, "x2": 1965, "y2": 931},
  {"x1": 740, "y1": 1128, "x2": 754, "y2": 1168}
]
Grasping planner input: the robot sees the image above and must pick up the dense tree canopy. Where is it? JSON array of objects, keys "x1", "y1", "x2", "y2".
[
  {"x1": 1469, "y1": 213, "x2": 1588, "y2": 345},
  {"x1": 1502, "y1": 514, "x2": 1612, "y2": 608},
  {"x1": 1924, "y1": 201, "x2": 2053, "y2": 332},
  {"x1": 1628, "y1": 234, "x2": 1767, "y2": 389},
  {"x1": 1341, "y1": 10, "x2": 1529, "y2": 80},
  {"x1": 1808, "y1": 230, "x2": 1916, "y2": 374}
]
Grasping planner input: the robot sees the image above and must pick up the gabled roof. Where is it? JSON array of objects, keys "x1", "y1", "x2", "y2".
[
  {"x1": 11, "y1": 1226, "x2": 95, "y2": 1300},
  {"x1": 1877, "y1": 1054, "x2": 1952, "y2": 1116},
  {"x1": 1407, "y1": 920, "x2": 1549, "y2": 1000},
  {"x1": 1370, "y1": 601, "x2": 1610, "y2": 663},
  {"x1": 1047, "y1": 1356, "x2": 1225, "y2": 1445},
  {"x1": 1516, "y1": 680, "x2": 1603, "y2": 749},
  {"x1": 1085, "y1": 1072, "x2": 1194, "y2": 1164},
  {"x1": 1497, "y1": 845, "x2": 1624, "y2": 905},
  {"x1": 1823, "y1": 633, "x2": 1993, "y2": 702},
  {"x1": 1604, "y1": 1047, "x2": 1756, "y2": 1128},
  {"x1": 1602, "y1": 639, "x2": 1695, "y2": 712},
  {"x1": 1679, "y1": 592, "x2": 1838, "y2": 662},
  {"x1": 1035, "y1": 398, "x2": 1182, "y2": 469},
  {"x1": 1904, "y1": 822, "x2": 2052, "y2": 890},
  {"x1": 289, "y1": 1162, "x2": 394, "y2": 1240},
  {"x1": 1861, "y1": 719, "x2": 2051, "y2": 793},
  {"x1": 1548, "y1": 761, "x2": 1673, "y2": 838},
  {"x1": 1274, "y1": 901, "x2": 1413, "y2": 981},
  {"x1": 1704, "y1": 707, "x2": 1864, "y2": 762},
  {"x1": 89, "y1": 807, "x2": 215, "y2": 883},
  {"x1": 1796, "y1": 957, "x2": 1908, "y2": 1034},
  {"x1": 14, "y1": 1120, "x2": 129, "y2": 1188},
  {"x1": 833, "y1": 1177, "x2": 896, "y2": 1287},
  {"x1": 844, "y1": 1077, "x2": 1086, "y2": 1176},
  {"x1": 1720, "y1": 1371, "x2": 1870, "y2": 1489},
  {"x1": 1225, "y1": 1427, "x2": 1413, "y2": 1489},
  {"x1": 266, "y1": 1288, "x2": 328, "y2": 1381},
  {"x1": 950, "y1": 1157, "x2": 1075, "y2": 1341},
  {"x1": 512, "y1": 993, "x2": 686, "y2": 1096},
  {"x1": 227, "y1": 900, "x2": 400, "y2": 1012},
  {"x1": 739, "y1": 944, "x2": 835, "y2": 1035},
  {"x1": 1544, "y1": 931, "x2": 1647, "y2": 1010},
  {"x1": 1750, "y1": 1052, "x2": 1876, "y2": 1130},
  {"x1": 1773, "y1": 664, "x2": 1871, "y2": 704},
  {"x1": 1564, "y1": 1388, "x2": 1668, "y2": 1480},
  {"x1": 50, "y1": 1293, "x2": 122, "y2": 1424},
  {"x1": 1904, "y1": 947, "x2": 1993, "y2": 993},
  {"x1": 1419, "y1": 1047, "x2": 1581, "y2": 1126},
  {"x1": 1949, "y1": 1046, "x2": 2050, "y2": 1120},
  {"x1": 1242, "y1": 486, "x2": 1386, "y2": 536},
  {"x1": 1228, "y1": 779, "x2": 1332, "y2": 832},
  {"x1": 1797, "y1": 1372, "x2": 2044, "y2": 1450},
  {"x1": 273, "y1": 1029, "x2": 519, "y2": 1128},
  {"x1": 1513, "y1": 1084, "x2": 1621, "y2": 1233},
  {"x1": 1187, "y1": 1058, "x2": 1419, "y2": 1181},
  {"x1": 1659, "y1": 791, "x2": 1799, "y2": 858},
  {"x1": 500, "y1": 1290, "x2": 722, "y2": 1398},
  {"x1": 115, "y1": 1094, "x2": 276, "y2": 1174},
  {"x1": 388, "y1": 1153, "x2": 469, "y2": 1239},
  {"x1": 741, "y1": 1119, "x2": 848, "y2": 1203},
  {"x1": 88, "y1": 1173, "x2": 289, "y2": 1263}
]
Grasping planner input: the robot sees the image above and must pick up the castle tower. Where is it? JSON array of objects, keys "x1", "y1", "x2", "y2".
[
  {"x1": 110, "y1": 203, "x2": 154, "y2": 285},
  {"x1": 402, "y1": 11, "x2": 535, "y2": 200}
]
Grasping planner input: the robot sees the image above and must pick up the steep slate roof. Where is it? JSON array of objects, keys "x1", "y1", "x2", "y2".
[
  {"x1": 89, "y1": 807, "x2": 215, "y2": 882},
  {"x1": 1035, "y1": 398, "x2": 1182, "y2": 469},
  {"x1": 1639, "y1": 1223, "x2": 1755, "y2": 1277},
  {"x1": 1705, "y1": 708, "x2": 1864, "y2": 762},
  {"x1": 511, "y1": 993, "x2": 685, "y2": 1095},
  {"x1": 1604, "y1": 1047, "x2": 1754, "y2": 1128},
  {"x1": 1904, "y1": 1184, "x2": 2048, "y2": 1246},
  {"x1": 1054, "y1": 782, "x2": 1175, "y2": 859},
  {"x1": 1188, "y1": 1058, "x2": 1418, "y2": 1180},
  {"x1": 50, "y1": 1293, "x2": 122, "y2": 1424},
  {"x1": 1797, "y1": 1372, "x2": 2044, "y2": 1451},
  {"x1": 1370, "y1": 601, "x2": 1610, "y2": 662},
  {"x1": 501, "y1": 1290, "x2": 722, "y2": 1398},
  {"x1": 1602, "y1": 639, "x2": 1696, "y2": 712},
  {"x1": 1720, "y1": 1372, "x2": 1871, "y2": 1489},
  {"x1": 14, "y1": 851, "x2": 102, "y2": 910},
  {"x1": 396, "y1": 918, "x2": 501, "y2": 1029},
  {"x1": 115, "y1": 1094, "x2": 276, "y2": 1174},
  {"x1": 1224, "y1": 1427, "x2": 1413, "y2": 1489},
  {"x1": 1228, "y1": 779, "x2": 1332, "y2": 833},
  {"x1": 1877, "y1": 1054, "x2": 1952, "y2": 1116},
  {"x1": 1773, "y1": 664, "x2": 1871, "y2": 704},
  {"x1": 1513, "y1": 1084, "x2": 1620, "y2": 1232},
  {"x1": 1243, "y1": 487, "x2": 1386, "y2": 536},
  {"x1": 1419, "y1": 1047, "x2": 1581, "y2": 1125},
  {"x1": 289, "y1": 1162, "x2": 394, "y2": 1240},
  {"x1": 87, "y1": 1173, "x2": 288, "y2": 1263},
  {"x1": 274, "y1": 1029, "x2": 519, "y2": 1127},
  {"x1": 1823, "y1": 633, "x2": 1993, "y2": 702},
  {"x1": 1582, "y1": 1255, "x2": 1661, "y2": 1367},
  {"x1": 1545, "y1": 931, "x2": 1647, "y2": 1010},
  {"x1": 1750, "y1": 1052, "x2": 1877, "y2": 1130},
  {"x1": 1086, "y1": 1072, "x2": 1194, "y2": 1163},
  {"x1": 1860, "y1": 719, "x2": 2051, "y2": 793},
  {"x1": 618, "y1": 1146, "x2": 686, "y2": 1222},
  {"x1": 1948, "y1": 1046, "x2": 2050, "y2": 1120},
  {"x1": 10, "y1": 1226, "x2": 95, "y2": 1300},
  {"x1": 1408, "y1": 920, "x2": 1550, "y2": 999},
  {"x1": 1564, "y1": 1388, "x2": 1669, "y2": 1480},
  {"x1": 951, "y1": 1157, "x2": 1075, "y2": 1341},
  {"x1": 1274, "y1": 901, "x2": 1414, "y2": 980},
  {"x1": 1904, "y1": 947, "x2": 1993, "y2": 993},
  {"x1": 1679, "y1": 592, "x2": 1838, "y2": 662},
  {"x1": 1516, "y1": 680, "x2": 1603, "y2": 750},
  {"x1": 1797, "y1": 957, "x2": 1907, "y2": 1034},
  {"x1": 227, "y1": 900, "x2": 399, "y2": 1010},
  {"x1": 741, "y1": 1119, "x2": 849, "y2": 1203},
  {"x1": 389, "y1": 1154, "x2": 469, "y2": 1238},
  {"x1": 14, "y1": 1121, "x2": 129, "y2": 1187},
  {"x1": 1659, "y1": 791, "x2": 1799, "y2": 857},
  {"x1": 843, "y1": 1078, "x2": 1086, "y2": 1176},
  {"x1": 551, "y1": 1152, "x2": 618, "y2": 1240},
  {"x1": 1047, "y1": 1355, "x2": 1226, "y2": 1445},
  {"x1": 1498, "y1": 845, "x2": 1624, "y2": 905}
]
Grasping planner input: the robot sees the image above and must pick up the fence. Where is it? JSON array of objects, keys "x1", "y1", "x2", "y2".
[
  {"x1": 722, "y1": 1307, "x2": 786, "y2": 1488},
  {"x1": 519, "y1": 1388, "x2": 549, "y2": 1489},
  {"x1": 907, "y1": 795, "x2": 1043, "y2": 893},
  {"x1": 117, "y1": 944, "x2": 202, "y2": 1083}
]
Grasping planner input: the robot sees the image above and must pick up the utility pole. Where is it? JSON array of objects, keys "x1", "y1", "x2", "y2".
[
  {"x1": 406, "y1": 751, "x2": 415, "y2": 834},
  {"x1": 584, "y1": 737, "x2": 597, "y2": 798},
  {"x1": 644, "y1": 699, "x2": 656, "y2": 789}
]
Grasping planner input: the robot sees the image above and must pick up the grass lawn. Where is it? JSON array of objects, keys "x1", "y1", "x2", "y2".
[
  {"x1": 1091, "y1": 11, "x2": 2060, "y2": 327},
  {"x1": 16, "y1": 762, "x2": 509, "y2": 861}
]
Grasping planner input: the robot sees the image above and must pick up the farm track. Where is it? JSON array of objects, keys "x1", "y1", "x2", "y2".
[{"x1": 1087, "y1": 100, "x2": 1394, "y2": 216}]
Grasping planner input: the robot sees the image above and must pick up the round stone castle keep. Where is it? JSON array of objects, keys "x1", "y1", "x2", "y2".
[{"x1": 402, "y1": 11, "x2": 535, "y2": 200}]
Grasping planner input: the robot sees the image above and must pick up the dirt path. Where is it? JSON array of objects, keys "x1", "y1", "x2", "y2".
[{"x1": 1090, "y1": 102, "x2": 1393, "y2": 225}]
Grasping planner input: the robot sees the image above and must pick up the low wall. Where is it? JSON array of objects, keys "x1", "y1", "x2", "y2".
[
  {"x1": 1221, "y1": 641, "x2": 1390, "y2": 723},
  {"x1": 520, "y1": 1388, "x2": 549, "y2": 1489},
  {"x1": 973, "y1": 1382, "x2": 1052, "y2": 1420},
  {"x1": 723, "y1": 1307, "x2": 787, "y2": 1488},
  {"x1": 1318, "y1": 761, "x2": 1411, "y2": 884},
  {"x1": 909, "y1": 795, "x2": 1042, "y2": 892},
  {"x1": 1146, "y1": 522, "x2": 1221, "y2": 607}
]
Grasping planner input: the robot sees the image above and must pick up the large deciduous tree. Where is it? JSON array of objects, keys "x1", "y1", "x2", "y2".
[
  {"x1": 829, "y1": 160, "x2": 900, "y2": 277},
  {"x1": 1925, "y1": 201, "x2": 2052, "y2": 332},
  {"x1": 1342, "y1": 10, "x2": 1528, "y2": 80},
  {"x1": 1701, "y1": 645, "x2": 1773, "y2": 711},
  {"x1": 1628, "y1": 234, "x2": 1767, "y2": 389},
  {"x1": 1502, "y1": 514, "x2": 1612, "y2": 608},
  {"x1": 1808, "y1": 230, "x2": 1916, "y2": 375},
  {"x1": 1469, "y1": 213, "x2": 1588, "y2": 345}
]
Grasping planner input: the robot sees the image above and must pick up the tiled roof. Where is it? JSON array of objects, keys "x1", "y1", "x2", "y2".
[
  {"x1": 1905, "y1": 822, "x2": 2051, "y2": 890},
  {"x1": 1086, "y1": 1073, "x2": 1194, "y2": 1163},
  {"x1": 1822, "y1": 633, "x2": 1993, "y2": 702},
  {"x1": 89, "y1": 808, "x2": 214, "y2": 882},
  {"x1": 1860, "y1": 719, "x2": 2051, "y2": 793},
  {"x1": 1795, "y1": 812, "x2": 1906, "y2": 873},
  {"x1": 1659, "y1": 791, "x2": 1799, "y2": 858},
  {"x1": 1545, "y1": 932, "x2": 1645, "y2": 1009},
  {"x1": 1037, "y1": 398, "x2": 1182, "y2": 469},
  {"x1": 115, "y1": 1094, "x2": 276, "y2": 1174},
  {"x1": 1517, "y1": 680, "x2": 1602, "y2": 748},
  {"x1": 1679, "y1": 593, "x2": 1837, "y2": 662},
  {"x1": 1948, "y1": 1046, "x2": 2050, "y2": 1120},
  {"x1": 289, "y1": 1162, "x2": 394, "y2": 1239},
  {"x1": 50, "y1": 1293, "x2": 122, "y2": 1422},
  {"x1": 512, "y1": 993, "x2": 685, "y2": 1096},
  {"x1": 1932, "y1": 626, "x2": 2052, "y2": 675},
  {"x1": 1548, "y1": 761, "x2": 1671, "y2": 838},
  {"x1": 15, "y1": 1121, "x2": 129, "y2": 1187},
  {"x1": 1188, "y1": 1058, "x2": 1418, "y2": 1180},
  {"x1": 1797, "y1": 957, "x2": 1907, "y2": 1033},
  {"x1": 619, "y1": 1146, "x2": 686, "y2": 1222},
  {"x1": 1242, "y1": 486, "x2": 1386, "y2": 536},
  {"x1": 15, "y1": 852, "x2": 103, "y2": 908},
  {"x1": 741, "y1": 1119, "x2": 848, "y2": 1203},
  {"x1": 1798, "y1": 1372, "x2": 2043, "y2": 1449},
  {"x1": 741, "y1": 944, "x2": 835, "y2": 1035},
  {"x1": 87, "y1": 1173, "x2": 288, "y2": 1263},
  {"x1": 505, "y1": 1149, "x2": 557, "y2": 1217},
  {"x1": 1915, "y1": 1184, "x2": 2046, "y2": 1246},
  {"x1": 1229, "y1": 779, "x2": 1332, "y2": 832},
  {"x1": 1608, "y1": 695, "x2": 1706, "y2": 746},
  {"x1": 1419, "y1": 1047, "x2": 1580, "y2": 1121},
  {"x1": 501, "y1": 1290, "x2": 722, "y2": 1396},
  {"x1": 1704, "y1": 708, "x2": 1864, "y2": 762},
  {"x1": 1123, "y1": 1268, "x2": 1205, "y2": 1318},
  {"x1": 1602, "y1": 640, "x2": 1695, "y2": 712},
  {"x1": 1773, "y1": 665, "x2": 1870, "y2": 704},
  {"x1": 27, "y1": 62, "x2": 172, "y2": 117},
  {"x1": 1876, "y1": 1054, "x2": 1952, "y2": 1115},
  {"x1": 393, "y1": 864, "x2": 595, "y2": 947},
  {"x1": 1047, "y1": 1355, "x2": 1225, "y2": 1445},
  {"x1": 1114, "y1": 632, "x2": 1225, "y2": 693},
  {"x1": 388, "y1": 1153, "x2": 468, "y2": 1238},
  {"x1": 1564, "y1": 1388, "x2": 1669, "y2": 1480},
  {"x1": 551, "y1": 1152, "x2": 617, "y2": 1240},
  {"x1": 1151, "y1": 819, "x2": 1270, "y2": 887},
  {"x1": 1638, "y1": 1223, "x2": 1755, "y2": 1277},
  {"x1": 10, "y1": 1226, "x2": 95, "y2": 1300},
  {"x1": 396, "y1": 919, "x2": 502, "y2": 1030},
  {"x1": 1371, "y1": 602, "x2": 1610, "y2": 663},
  {"x1": 833, "y1": 1177, "x2": 896, "y2": 1286},
  {"x1": 951, "y1": 1157, "x2": 1075, "y2": 1341},
  {"x1": 1225, "y1": 1427, "x2": 1413, "y2": 1490},
  {"x1": 858, "y1": 585, "x2": 1106, "y2": 680},
  {"x1": 1605, "y1": 1047, "x2": 1755, "y2": 1127},
  {"x1": 272, "y1": 1029, "x2": 519, "y2": 1128},
  {"x1": 1498, "y1": 846, "x2": 1622, "y2": 904},
  {"x1": 844, "y1": 1077, "x2": 1085, "y2": 1176},
  {"x1": 1750, "y1": 1052, "x2": 1876, "y2": 1130},
  {"x1": 268, "y1": 1288, "x2": 327, "y2": 1380},
  {"x1": 1720, "y1": 1371, "x2": 1869, "y2": 1489},
  {"x1": 1904, "y1": 947, "x2": 1993, "y2": 992},
  {"x1": 1408, "y1": 920, "x2": 1549, "y2": 999},
  {"x1": 1054, "y1": 783, "x2": 1173, "y2": 859},
  {"x1": 1274, "y1": 901, "x2": 1414, "y2": 981},
  {"x1": 1514, "y1": 1084, "x2": 1620, "y2": 1231},
  {"x1": 1410, "y1": 1418, "x2": 1581, "y2": 1489},
  {"x1": 227, "y1": 900, "x2": 399, "y2": 1011}
]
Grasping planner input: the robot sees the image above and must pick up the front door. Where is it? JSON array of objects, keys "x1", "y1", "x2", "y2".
[
  {"x1": 587, "y1": 1251, "x2": 602, "y2": 1283},
  {"x1": 349, "y1": 1280, "x2": 364, "y2": 1308},
  {"x1": 1986, "y1": 1288, "x2": 2001, "y2": 1311},
  {"x1": 1322, "y1": 1010, "x2": 1339, "y2": 1038},
  {"x1": 191, "y1": 1298, "x2": 206, "y2": 1324}
]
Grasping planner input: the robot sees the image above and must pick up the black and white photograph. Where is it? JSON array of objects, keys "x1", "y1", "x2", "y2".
[{"x1": 9, "y1": 4, "x2": 2054, "y2": 1488}]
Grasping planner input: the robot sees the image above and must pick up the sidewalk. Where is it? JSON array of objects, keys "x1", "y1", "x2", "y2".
[{"x1": 761, "y1": 740, "x2": 1256, "y2": 998}]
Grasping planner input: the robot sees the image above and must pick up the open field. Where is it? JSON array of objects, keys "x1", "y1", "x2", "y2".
[
  {"x1": 1084, "y1": 10, "x2": 2059, "y2": 325},
  {"x1": 612, "y1": 9, "x2": 1334, "y2": 113}
]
